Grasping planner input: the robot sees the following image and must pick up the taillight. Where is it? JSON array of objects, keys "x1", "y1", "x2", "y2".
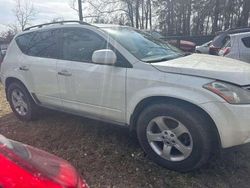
[
  {"x1": 223, "y1": 47, "x2": 231, "y2": 56},
  {"x1": 25, "y1": 145, "x2": 79, "y2": 187},
  {"x1": 209, "y1": 45, "x2": 221, "y2": 55},
  {"x1": 0, "y1": 135, "x2": 88, "y2": 188}
]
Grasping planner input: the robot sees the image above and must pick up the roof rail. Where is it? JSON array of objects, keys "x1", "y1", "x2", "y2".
[
  {"x1": 24, "y1": 20, "x2": 91, "y2": 31},
  {"x1": 216, "y1": 26, "x2": 250, "y2": 35},
  {"x1": 228, "y1": 26, "x2": 250, "y2": 30}
]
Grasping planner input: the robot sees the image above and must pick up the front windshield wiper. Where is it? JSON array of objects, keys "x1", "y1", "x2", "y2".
[
  {"x1": 145, "y1": 54, "x2": 185, "y2": 63},
  {"x1": 145, "y1": 57, "x2": 176, "y2": 63}
]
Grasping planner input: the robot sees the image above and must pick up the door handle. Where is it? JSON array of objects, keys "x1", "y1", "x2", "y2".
[
  {"x1": 58, "y1": 70, "x2": 72, "y2": 76},
  {"x1": 19, "y1": 65, "x2": 29, "y2": 71}
]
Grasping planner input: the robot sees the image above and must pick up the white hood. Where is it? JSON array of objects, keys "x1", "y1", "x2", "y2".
[{"x1": 152, "y1": 54, "x2": 250, "y2": 86}]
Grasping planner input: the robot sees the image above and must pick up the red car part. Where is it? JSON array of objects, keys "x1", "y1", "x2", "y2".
[
  {"x1": 0, "y1": 135, "x2": 88, "y2": 188},
  {"x1": 209, "y1": 45, "x2": 221, "y2": 55},
  {"x1": 222, "y1": 47, "x2": 231, "y2": 56}
]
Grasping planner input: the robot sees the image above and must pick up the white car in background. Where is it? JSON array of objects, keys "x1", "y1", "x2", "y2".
[
  {"x1": 195, "y1": 41, "x2": 212, "y2": 54},
  {"x1": 219, "y1": 32, "x2": 250, "y2": 63}
]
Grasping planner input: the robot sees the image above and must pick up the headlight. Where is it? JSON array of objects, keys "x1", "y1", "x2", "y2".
[{"x1": 203, "y1": 81, "x2": 250, "y2": 104}]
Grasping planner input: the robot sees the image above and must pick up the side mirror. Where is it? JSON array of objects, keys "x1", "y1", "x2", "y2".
[{"x1": 92, "y1": 49, "x2": 117, "y2": 65}]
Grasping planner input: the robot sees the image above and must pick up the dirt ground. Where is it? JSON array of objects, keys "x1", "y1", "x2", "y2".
[{"x1": 1, "y1": 84, "x2": 250, "y2": 188}]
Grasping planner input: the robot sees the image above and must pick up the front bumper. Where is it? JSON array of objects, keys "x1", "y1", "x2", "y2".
[{"x1": 201, "y1": 101, "x2": 250, "y2": 148}]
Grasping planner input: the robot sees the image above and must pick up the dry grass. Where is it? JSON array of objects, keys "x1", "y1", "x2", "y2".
[{"x1": 1, "y1": 84, "x2": 250, "y2": 188}]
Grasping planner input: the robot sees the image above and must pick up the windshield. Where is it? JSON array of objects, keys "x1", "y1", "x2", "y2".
[
  {"x1": 102, "y1": 27, "x2": 184, "y2": 63},
  {"x1": 202, "y1": 41, "x2": 212, "y2": 47},
  {"x1": 211, "y1": 33, "x2": 228, "y2": 47}
]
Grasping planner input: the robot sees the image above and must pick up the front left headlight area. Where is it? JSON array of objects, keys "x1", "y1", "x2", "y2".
[{"x1": 203, "y1": 81, "x2": 250, "y2": 104}]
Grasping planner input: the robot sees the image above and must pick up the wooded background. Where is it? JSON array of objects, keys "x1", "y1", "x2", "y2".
[
  {"x1": 1, "y1": 0, "x2": 250, "y2": 42},
  {"x1": 73, "y1": 0, "x2": 250, "y2": 36}
]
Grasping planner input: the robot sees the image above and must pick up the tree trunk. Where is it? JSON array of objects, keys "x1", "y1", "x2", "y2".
[
  {"x1": 169, "y1": 0, "x2": 174, "y2": 35},
  {"x1": 205, "y1": 16, "x2": 210, "y2": 35},
  {"x1": 127, "y1": 2, "x2": 134, "y2": 27},
  {"x1": 212, "y1": 0, "x2": 220, "y2": 34},
  {"x1": 224, "y1": 0, "x2": 233, "y2": 30},
  {"x1": 145, "y1": 0, "x2": 149, "y2": 29},
  {"x1": 78, "y1": 0, "x2": 83, "y2": 21},
  {"x1": 149, "y1": 0, "x2": 152, "y2": 30},
  {"x1": 186, "y1": 0, "x2": 191, "y2": 35},
  {"x1": 141, "y1": 0, "x2": 144, "y2": 29},
  {"x1": 238, "y1": 0, "x2": 250, "y2": 27},
  {"x1": 135, "y1": 0, "x2": 140, "y2": 28}
]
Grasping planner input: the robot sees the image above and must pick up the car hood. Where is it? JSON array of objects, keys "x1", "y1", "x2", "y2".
[{"x1": 151, "y1": 54, "x2": 250, "y2": 86}]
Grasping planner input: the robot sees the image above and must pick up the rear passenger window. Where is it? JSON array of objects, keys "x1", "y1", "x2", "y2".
[
  {"x1": 62, "y1": 28, "x2": 107, "y2": 62},
  {"x1": 242, "y1": 37, "x2": 250, "y2": 48},
  {"x1": 16, "y1": 29, "x2": 61, "y2": 59}
]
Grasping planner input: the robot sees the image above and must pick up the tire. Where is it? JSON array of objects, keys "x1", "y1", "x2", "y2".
[
  {"x1": 136, "y1": 102, "x2": 214, "y2": 172},
  {"x1": 7, "y1": 82, "x2": 38, "y2": 121}
]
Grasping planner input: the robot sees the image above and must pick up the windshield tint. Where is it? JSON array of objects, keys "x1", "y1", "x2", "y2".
[{"x1": 102, "y1": 27, "x2": 184, "y2": 63}]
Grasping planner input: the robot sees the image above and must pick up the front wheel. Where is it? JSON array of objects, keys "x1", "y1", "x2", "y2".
[{"x1": 137, "y1": 103, "x2": 214, "y2": 172}]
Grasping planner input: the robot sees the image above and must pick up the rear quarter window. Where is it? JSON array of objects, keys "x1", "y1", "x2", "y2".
[
  {"x1": 16, "y1": 29, "x2": 61, "y2": 59},
  {"x1": 242, "y1": 37, "x2": 250, "y2": 48},
  {"x1": 15, "y1": 32, "x2": 35, "y2": 54}
]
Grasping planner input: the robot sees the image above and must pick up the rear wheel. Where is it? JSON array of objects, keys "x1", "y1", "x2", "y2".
[
  {"x1": 7, "y1": 82, "x2": 38, "y2": 121},
  {"x1": 137, "y1": 103, "x2": 214, "y2": 172}
]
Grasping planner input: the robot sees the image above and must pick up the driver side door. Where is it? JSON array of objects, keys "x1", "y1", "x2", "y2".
[{"x1": 57, "y1": 27, "x2": 127, "y2": 123}]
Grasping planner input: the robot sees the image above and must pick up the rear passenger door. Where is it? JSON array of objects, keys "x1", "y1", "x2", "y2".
[
  {"x1": 240, "y1": 36, "x2": 250, "y2": 63},
  {"x1": 16, "y1": 29, "x2": 62, "y2": 107},
  {"x1": 57, "y1": 27, "x2": 127, "y2": 123}
]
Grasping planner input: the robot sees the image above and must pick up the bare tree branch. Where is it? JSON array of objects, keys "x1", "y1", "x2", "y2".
[
  {"x1": 13, "y1": 0, "x2": 37, "y2": 31},
  {"x1": 87, "y1": 0, "x2": 128, "y2": 14}
]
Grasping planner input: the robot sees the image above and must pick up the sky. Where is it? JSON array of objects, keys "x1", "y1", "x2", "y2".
[{"x1": 0, "y1": 0, "x2": 78, "y2": 32}]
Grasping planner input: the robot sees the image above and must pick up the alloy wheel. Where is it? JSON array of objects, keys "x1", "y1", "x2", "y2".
[
  {"x1": 11, "y1": 89, "x2": 28, "y2": 116},
  {"x1": 146, "y1": 116, "x2": 193, "y2": 162}
]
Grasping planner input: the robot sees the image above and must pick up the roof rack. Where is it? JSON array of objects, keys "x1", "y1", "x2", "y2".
[
  {"x1": 216, "y1": 27, "x2": 250, "y2": 35},
  {"x1": 228, "y1": 26, "x2": 250, "y2": 31},
  {"x1": 24, "y1": 20, "x2": 91, "y2": 31}
]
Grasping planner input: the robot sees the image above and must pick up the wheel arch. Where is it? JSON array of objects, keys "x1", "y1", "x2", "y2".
[
  {"x1": 5, "y1": 77, "x2": 23, "y2": 87},
  {"x1": 5, "y1": 77, "x2": 26, "y2": 100},
  {"x1": 129, "y1": 96, "x2": 221, "y2": 148},
  {"x1": 5, "y1": 77, "x2": 38, "y2": 104}
]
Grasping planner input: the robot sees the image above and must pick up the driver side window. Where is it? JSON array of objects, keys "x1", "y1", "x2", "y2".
[{"x1": 62, "y1": 28, "x2": 107, "y2": 63}]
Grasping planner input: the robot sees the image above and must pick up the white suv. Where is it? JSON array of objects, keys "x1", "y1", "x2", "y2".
[
  {"x1": 219, "y1": 32, "x2": 250, "y2": 63},
  {"x1": 1, "y1": 21, "x2": 250, "y2": 172}
]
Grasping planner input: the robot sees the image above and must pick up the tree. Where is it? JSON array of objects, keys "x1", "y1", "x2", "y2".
[
  {"x1": 70, "y1": 0, "x2": 130, "y2": 24},
  {"x1": 238, "y1": 0, "x2": 250, "y2": 27},
  {"x1": 68, "y1": 0, "x2": 250, "y2": 35},
  {"x1": 211, "y1": 0, "x2": 221, "y2": 34},
  {"x1": 14, "y1": 0, "x2": 36, "y2": 31},
  {"x1": 135, "y1": 0, "x2": 140, "y2": 28},
  {"x1": 224, "y1": 0, "x2": 233, "y2": 30},
  {"x1": 78, "y1": 0, "x2": 83, "y2": 21},
  {"x1": 0, "y1": 29, "x2": 16, "y2": 43},
  {"x1": 185, "y1": 0, "x2": 192, "y2": 35}
]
